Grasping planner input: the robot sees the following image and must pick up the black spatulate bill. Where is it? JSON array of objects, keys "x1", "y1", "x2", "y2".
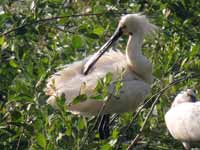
[{"x1": 83, "y1": 27, "x2": 123, "y2": 75}]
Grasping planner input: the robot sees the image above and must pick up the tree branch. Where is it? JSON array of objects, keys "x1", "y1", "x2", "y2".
[
  {"x1": 1, "y1": 12, "x2": 124, "y2": 36},
  {"x1": 127, "y1": 93, "x2": 162, "y2": 150}
]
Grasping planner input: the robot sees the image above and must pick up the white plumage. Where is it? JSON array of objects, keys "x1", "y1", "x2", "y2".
[
  {"x1": 165, "y1": 89, "x2": 200, "y2": 149},
  {"x1": 45, "y1": 14, "x2": 157, "y2": 115}
]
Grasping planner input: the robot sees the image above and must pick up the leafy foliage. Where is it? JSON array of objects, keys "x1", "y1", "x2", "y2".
[{"x1": 0, "y1": 0, "x2": 200, "y2": 149}]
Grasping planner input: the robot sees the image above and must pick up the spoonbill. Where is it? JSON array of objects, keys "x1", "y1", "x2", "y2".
[
  {"x1": 165, "y1": 89, "x2": 200, "y2": 149},
  {"x1": 45, "y1": 14, "x2": 157, "y2": 138}
]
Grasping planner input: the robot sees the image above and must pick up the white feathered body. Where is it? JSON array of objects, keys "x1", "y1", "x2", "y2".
[
  {"x1": 45, "y1": 50, "x2": 151, "y2": 115},
  {"x1": 165, "y1": 102, "x2": 200, "y2": 143},
  {"x1": 45, "y1": 14, "x2": 156, "y2": 115},
  {"x1": 165, "y1": 89, "x2": 200, "y2": 149}
]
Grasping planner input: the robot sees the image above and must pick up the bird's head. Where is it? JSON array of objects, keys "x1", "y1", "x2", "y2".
[
  {"x1": 118, "y1": 14, "x2": 157, "y2": 36},
  {"x1": 171, "y1": 89, "x2": 197, "y2": 107},
  {"x1": 83, "y1": 14, "x2": 157, "y2": 75}
]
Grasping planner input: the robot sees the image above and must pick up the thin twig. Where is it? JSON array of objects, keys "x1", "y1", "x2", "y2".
[
  {"x1": 127, "y1": 93, "x2": 162, "y2": 150},
  {"x1": 16, "y1": 128, "x2": 24, "y2": 150},
  {"x1": 125, "y1": 92, "x2": 158, "y2": 132},
  {"x1": 16, "y1": 134, "x2": 22, "y2": 150},
  {"x1": 1, "y1": 12, "x2": 124, "y2": 36},
  {"x1": 91, "y1": 94, "x2": 113, "y2": 131},
  {"x1": 109, "y1": 114, "x2": 119, "y2": 126}
]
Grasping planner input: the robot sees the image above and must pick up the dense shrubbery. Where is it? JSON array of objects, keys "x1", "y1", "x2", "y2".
[{"x1": 0, "y1": 0, "x2": 199, "y2": 149}]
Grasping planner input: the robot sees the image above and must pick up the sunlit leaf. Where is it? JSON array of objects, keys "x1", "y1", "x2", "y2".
[
  {"x1": 0, "y1": 36, "x2": 4, "y2": 46},
  {"x1": 72, "y1": 35, "x2": 83, "y2": 49},
  {"x1": 9, "y1": 60, "x2": 18, "y2": 68},
  {"x1": 100, "y1": 143, "x2": 111, "y2": 150},
  {"x1": 36, "y1": 133, "x2": 46, "y2": 148},
  {"x1": 77, "y1": 118, "x2": 85, "y2": 130},
  {"x1": 104, "y1": 72, "x2": 113, "y2": 85},
  {"x1": 93, "y1": 26, "x2": 104, "y2": 36}
]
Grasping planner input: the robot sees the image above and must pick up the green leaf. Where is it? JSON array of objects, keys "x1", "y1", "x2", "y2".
[
  {"x1": 77, "y1": 118, "x2": 86, "y2": 130},
  {"x1": 190, "y1": 44, "x2": 199, "y2": 57},
  {"x1": 93, "y1": 5, "x2": 106, "y2": 13},
  {"x1": 95, "y1": 79, "x2": 104, "y2": 93},
  {"x1": 9, "y1": 60, "x2": 18, "y2": 68},
  {"x1": 104, "y1": 72, "x2": 113, "y2": 85},
  {"x1": 0, "y1": 36, "x2": 4, "y2": 46},
  {"x1": 56, "y1": 94, "x2": 66, "y2": 109},
  {"x1": 180, "y1": 58, "x2": 188, "y2": 69},
  {"x1": 36, "y1": 133, "x2": 46, "y2": 148},
  {"x1": 90, "y1": 94, "x2": 104, "y2": 101},
  {"x1": 85, "y1": 33, "x2": 100, "y2": 39},
  {"x1": 72, "y1": 94, "x2": 87, "y2": 105},
  {"x1": 93, "y1": 27, "x2": 104, "y2": 36},
  {"x1": 72, "y1": 35, "x2": 83, "y2": 49},
  {"x1": 100, "y1": 143, "x2": 111, "y2": 150},
  {"x1": 115, "y1": 81, "x2": 123, "y2": 96},
  {"x1": 109, "y1": 139, "x2": 117, "y2": 147},
  {"x1": 111, "y1": 128, "x2": 119, "y2": 138},
  {"x1": 66, "y1": 123, "x2": 72, "y2": 136}
]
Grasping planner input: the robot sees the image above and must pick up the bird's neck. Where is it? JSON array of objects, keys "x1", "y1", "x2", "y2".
[
  {"x1": 126, "y1": 33, "x2": 152, "y2": 83},
  {"x1": 126, "y1": 33, "x2": 143, "y2": 61}
]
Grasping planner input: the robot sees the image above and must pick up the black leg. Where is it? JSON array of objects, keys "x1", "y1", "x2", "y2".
[
  {"x1": 98, "y1": 114, "x2": 110, "y2": 139},
  {"x1": 102, "y1": 114, "x2": 110, "y2": 138}
]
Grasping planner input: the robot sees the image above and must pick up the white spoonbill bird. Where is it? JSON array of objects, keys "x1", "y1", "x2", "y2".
[
  {"x1": 165, "y1": 89, "x2": 200, "y2": 149},
  {"x1": 45, "y1": 14, "x2": 157, "y2": 138}
]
